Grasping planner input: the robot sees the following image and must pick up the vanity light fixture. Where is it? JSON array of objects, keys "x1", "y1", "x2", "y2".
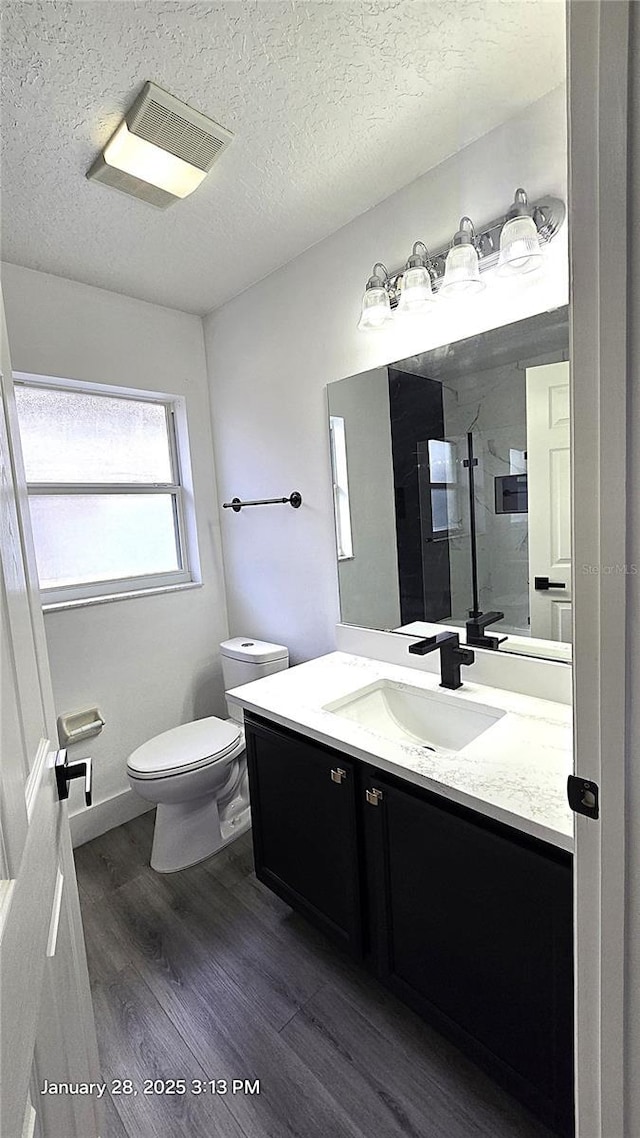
[
  {"x1": 357, "y1": 264, "x2": 394, "y2": 330},
  {"x1": 440, "y1": 218, "x2": 485, "y2": 297},
  {"x1": 357, "y1": 188, "x2": 565, "y2": 330},
  {"x1": 497, "y1": 188, "x2": 544, "y2": 275},
  {"x1": 87, "y1": 82, "x2": 233, "y2": 209},
  {"x1": 397, "y1": 242, "x2": 435, "y2": 314}
]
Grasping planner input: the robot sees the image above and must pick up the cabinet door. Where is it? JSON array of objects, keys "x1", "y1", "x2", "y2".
[
  {"x1": 245, "y1": 717, "x2": 363, "y2": 955},
  {"x1": 361, "y1": 770, "x2": 573, "y2": 1136}
]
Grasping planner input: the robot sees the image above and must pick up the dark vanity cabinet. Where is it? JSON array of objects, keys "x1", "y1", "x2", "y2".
[
  {"x1": 360, "y1": 767, "x2": 574, "y2": 1137},
  {"x1": 245, "y1": 714, "x2": 574, "y2": 1137},
  {"x1": 244, "y1": 715, "x2": 363, "y2": 954}
]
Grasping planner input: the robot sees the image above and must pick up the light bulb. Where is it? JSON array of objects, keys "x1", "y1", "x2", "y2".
[
  {"x1": 357, "y1": 286, "x2": 392, "y2": 330},
  {"x1": 397, "y1": 266, "x2": 435, "y2": 314},
  {"x1": 497, "y1": 214, "x2": 543, "y2": 275},
  {"x1": 440, "y1": 243, "x2": 485, "y2": 297}
]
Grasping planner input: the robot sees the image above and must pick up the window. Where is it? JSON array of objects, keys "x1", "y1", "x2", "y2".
[
  {"x1": 329, "y1": 415, "x2": 354, "y2": 560},
  {"x1": 14, "y1": 377, "x2": 199, "y2": 606},
  {"x1": 418, "y1": 438, "x2": 463, "y2": 540}
]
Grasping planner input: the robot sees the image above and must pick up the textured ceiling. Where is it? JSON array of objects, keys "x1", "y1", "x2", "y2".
[{"x1": 1, "y1": 1, "x2": 566, "y2": 315}]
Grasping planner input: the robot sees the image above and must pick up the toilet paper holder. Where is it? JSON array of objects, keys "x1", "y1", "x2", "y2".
[{"x1": 57, "y1": 707, "x2": 105, "y2": 747}]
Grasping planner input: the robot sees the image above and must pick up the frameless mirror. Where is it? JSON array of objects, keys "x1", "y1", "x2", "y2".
[{"x1": 327, "y1": 307, "x2": 571, "y2": 662}]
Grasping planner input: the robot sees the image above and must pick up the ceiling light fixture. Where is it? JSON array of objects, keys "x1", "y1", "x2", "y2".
[
  {"x1": 87, "y1": 82, "x2": 233, "y2": 209},
  {"x1": 102, "y1": 122, "x2": 207, "y2": 199},
  {"x1": 357, "y1": 188, "x2": 565, "y2": 330}
]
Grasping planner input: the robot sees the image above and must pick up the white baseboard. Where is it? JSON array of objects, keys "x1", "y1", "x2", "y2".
[{"x1": 70, "y1": 787, "x2": 153, "y2": 847}]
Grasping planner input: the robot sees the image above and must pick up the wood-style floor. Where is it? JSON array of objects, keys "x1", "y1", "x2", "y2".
[{"x1": 75, "y1": 812, "x2": 554, "y2": 1138}]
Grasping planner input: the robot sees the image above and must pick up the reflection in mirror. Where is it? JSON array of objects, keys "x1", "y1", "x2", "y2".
[{"x1": 327, "y1": 307, "x2": 571, "y2": 662}]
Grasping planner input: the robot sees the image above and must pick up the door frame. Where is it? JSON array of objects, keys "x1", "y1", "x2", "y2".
[{"x1": 568, "y1": 2, "x2": 629, "y2": 1135}]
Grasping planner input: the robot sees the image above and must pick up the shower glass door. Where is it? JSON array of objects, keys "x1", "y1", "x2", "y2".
[{"x1": 417, "y1": 436, "x2": 473, "y2": 624}]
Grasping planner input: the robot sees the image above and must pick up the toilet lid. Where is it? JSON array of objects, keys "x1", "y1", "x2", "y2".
[{"x1": 127, "y1": 717, "x2": 242, "y2": 778}]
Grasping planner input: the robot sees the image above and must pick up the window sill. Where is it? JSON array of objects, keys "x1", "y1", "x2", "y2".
[{"x1": 42, "y1": 580, "x2": 203, "y2": 613}]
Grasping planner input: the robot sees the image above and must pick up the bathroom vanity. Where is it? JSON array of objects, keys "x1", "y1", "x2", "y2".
[{"x1": 229, "y1": 653, "x2": 574, "y2": 1137}]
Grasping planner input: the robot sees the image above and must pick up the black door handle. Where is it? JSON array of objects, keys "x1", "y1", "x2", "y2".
[
  {"x1": 534, "y1": 576, "x2": 567, "y2": 591},
  {"x1": 55, "y1": 749, "x2": 92, "y2": 806}
]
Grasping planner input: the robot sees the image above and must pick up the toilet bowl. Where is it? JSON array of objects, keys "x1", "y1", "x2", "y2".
[
  {"x1": 127, "y1": 717, "x2": 247, "y2": 872},
  {"x1": 127, "y1": 637, "x2": 288, "y2": 872}
]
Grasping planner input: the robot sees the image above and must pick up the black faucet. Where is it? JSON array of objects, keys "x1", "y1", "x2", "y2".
[
  {"x1": 465, "y1": 611, "x2": 508, "y2": 651},
  {"x1": 408, "y1": 632, "x2": 475, "y2": 690}
]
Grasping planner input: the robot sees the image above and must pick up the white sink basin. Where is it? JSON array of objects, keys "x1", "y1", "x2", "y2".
[{"x1": 324, "y1": 679, "x2": 505, "y2": 752}]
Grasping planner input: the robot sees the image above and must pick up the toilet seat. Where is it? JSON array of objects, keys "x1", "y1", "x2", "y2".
[{"x1": 127, "y1": 717, "x2": 243, "y2": 780}]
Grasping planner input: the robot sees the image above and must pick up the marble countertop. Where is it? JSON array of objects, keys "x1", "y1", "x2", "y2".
[{"x1": 227, "y1": 651, "x2": 574, "y2": 852}]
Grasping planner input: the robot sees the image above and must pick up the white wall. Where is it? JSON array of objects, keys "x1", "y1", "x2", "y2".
[
  {"x1": 328, "y1": 366, "x2": 400, "y2": 629},
  {"x1": 204, "y1": 87, "x2": 568, "y2": 663},
  {"x1": 2, "y1": 263, "x2": 229, "y2": 841}
]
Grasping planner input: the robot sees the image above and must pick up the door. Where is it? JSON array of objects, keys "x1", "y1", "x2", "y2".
[
  {"x1": 245, "y1": 716, "x2": 363, "y2": 954},
  {"x1": 0, "y1": 293, "x2": 101, "y2": 1138},
  {"x1": 568, "y1": 4, "x2": 630, "y2": 1137},
  {"x1": 526, "y1": 361, "x2": 572, "y2": 641}
]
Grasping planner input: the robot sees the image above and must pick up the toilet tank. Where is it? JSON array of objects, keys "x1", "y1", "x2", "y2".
[{"x1": 220, "y1": 637, "x2": 289, "y2": 723}]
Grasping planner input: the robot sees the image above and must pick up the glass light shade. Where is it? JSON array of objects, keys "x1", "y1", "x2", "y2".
[
  {"x1": 497, "y1": 215, "x2": 543, "y2": 275},
  {"x1": 103, "y1": 121, "x2": 207, "y2": 198},
  {"x1": 357, "y1": 286, "x2": 392, "y2": 330},
  {"x1": 397, "y1": 266, "x2": 435, "y2": 313},
  {"x1": 440, "y1": 243, "x2": 485, "y2": 297}
]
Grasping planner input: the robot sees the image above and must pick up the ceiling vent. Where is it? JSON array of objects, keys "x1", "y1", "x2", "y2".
[{"x1": 87, "y1": 82, "x2": 233, "y2": 209}]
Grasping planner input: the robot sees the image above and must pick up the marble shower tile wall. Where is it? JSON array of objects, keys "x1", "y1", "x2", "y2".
[{"x1": 443, "y1": 360, "x2": 532, "y2": 631}]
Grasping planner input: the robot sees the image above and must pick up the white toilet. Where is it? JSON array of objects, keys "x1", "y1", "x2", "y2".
[{"x1": 126, "y1": 637, "x2": 289, "y2": 872}]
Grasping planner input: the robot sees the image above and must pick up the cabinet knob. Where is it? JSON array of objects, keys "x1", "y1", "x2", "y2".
[
  {"x1": 331, "y1": 768, "x2": 347, "y2": 784},
  {"x1": 365, "y1": 788, "x2": 383, "y2": 806}
]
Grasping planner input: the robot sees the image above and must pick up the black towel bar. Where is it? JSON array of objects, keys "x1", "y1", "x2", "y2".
[{"x1": 222, "y1": 491, "x2": 302, "y2": 513}]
